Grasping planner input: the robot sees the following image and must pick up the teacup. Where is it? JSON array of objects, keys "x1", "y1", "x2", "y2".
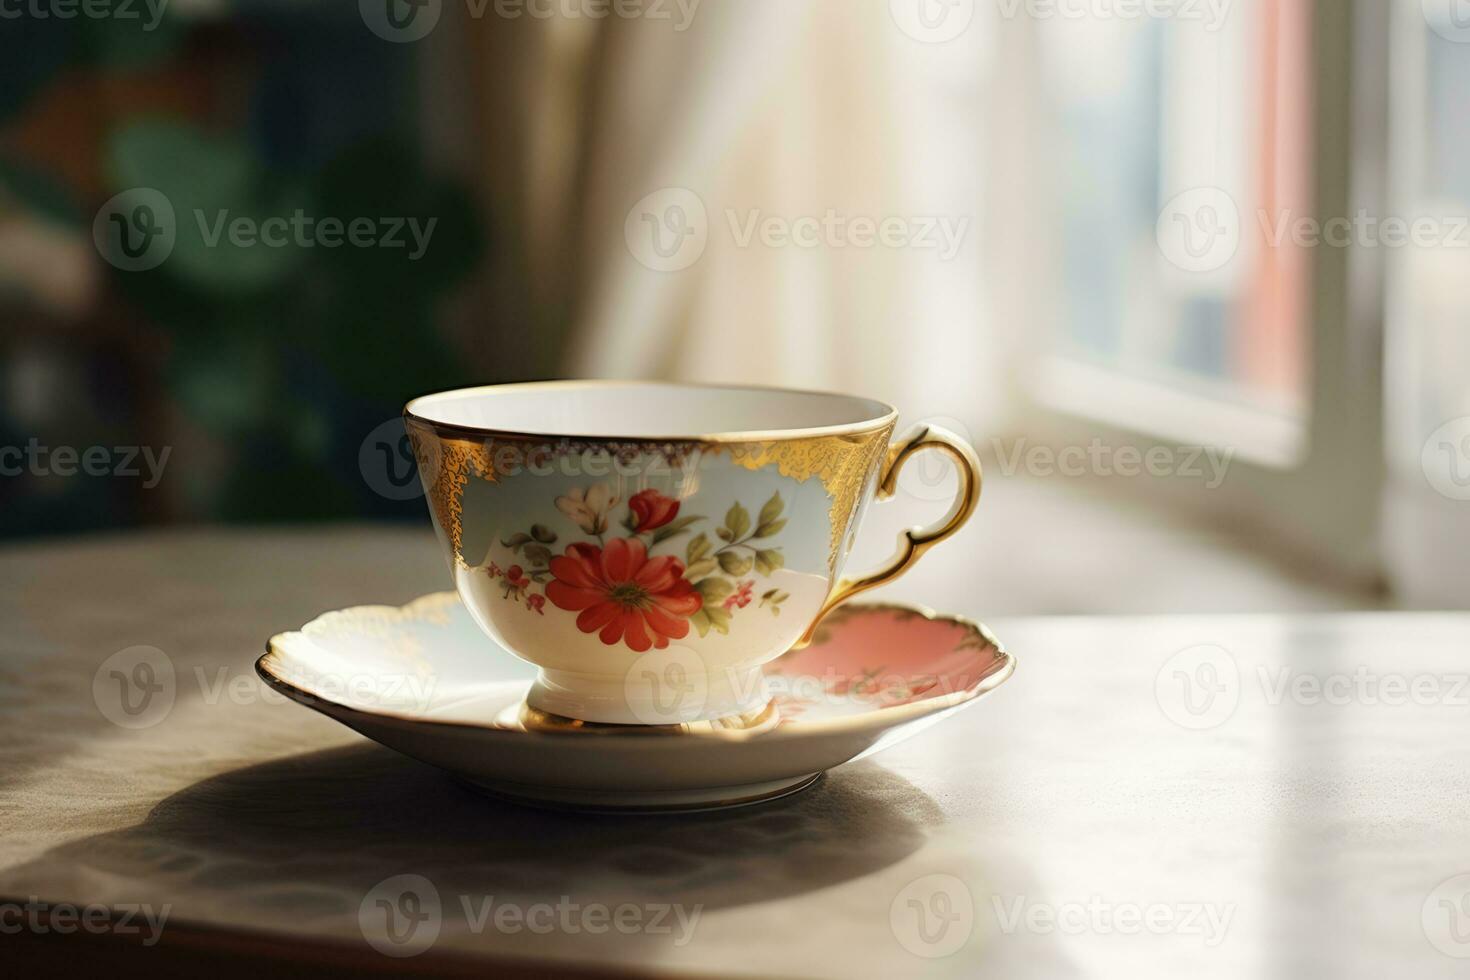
[{"x1": 405, "y1": 381, "x2": 980, "y2": 727}]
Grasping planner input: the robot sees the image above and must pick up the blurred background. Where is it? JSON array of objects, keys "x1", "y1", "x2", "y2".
[{"x1": 1, "y1": 0, "x2": 1466, "y2": 614}]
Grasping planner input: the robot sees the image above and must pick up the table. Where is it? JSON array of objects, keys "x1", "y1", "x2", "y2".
[{"x1": 3, "y1": 527, "x2": 1467, "y2": 977}]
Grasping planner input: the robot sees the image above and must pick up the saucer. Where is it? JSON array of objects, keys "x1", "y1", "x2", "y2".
[{"x1": 258, "y1": 594, "x2": 1014, "y2": 811}]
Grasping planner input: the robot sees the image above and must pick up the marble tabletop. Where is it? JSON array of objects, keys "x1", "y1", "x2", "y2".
[{"x1": 2, "y1": 527, "x2": 1467, "y2": 977}]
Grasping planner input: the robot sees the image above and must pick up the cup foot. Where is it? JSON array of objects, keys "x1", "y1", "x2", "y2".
[
  {"x1": 526, "y1": 662, "x2": 771, "y2": 726},
  {"x1": 517, "y1": 700, "x2": 781, "y2": 736}
]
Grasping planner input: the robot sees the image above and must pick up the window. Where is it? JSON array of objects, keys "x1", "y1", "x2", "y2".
[{"x1": 1007, "y1": 1, "x2": 1385, "y2": 577}]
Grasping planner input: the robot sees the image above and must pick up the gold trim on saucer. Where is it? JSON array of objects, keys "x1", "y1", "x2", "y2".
[
  {"x1": 516, "y1": 700, "x2": 782, "y2": 738},
  {"x1": 260, "y1": 596, "x2": 1015, "y2": 741}
]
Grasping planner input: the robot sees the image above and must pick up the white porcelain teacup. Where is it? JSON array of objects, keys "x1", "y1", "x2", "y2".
[{"x1": 405, "y1": 381, "x2": 980, "y2": 726}]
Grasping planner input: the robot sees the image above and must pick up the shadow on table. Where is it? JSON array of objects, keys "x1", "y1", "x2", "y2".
[{"x1": 3, "y1": 743, "x2": 946, "y2": 958}]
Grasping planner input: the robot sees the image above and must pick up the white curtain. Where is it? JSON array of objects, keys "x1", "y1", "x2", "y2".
[{"x1": 500, "y1": 0, "x2": 1025, "y2": 433}]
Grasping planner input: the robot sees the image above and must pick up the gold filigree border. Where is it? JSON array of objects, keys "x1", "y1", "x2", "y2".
[
  {"x1": 405, "y1": 421, "x2": 895, "y2": 575},
  {"x1": 726, "y1": 426, "x2": 893, "y2": 573}
]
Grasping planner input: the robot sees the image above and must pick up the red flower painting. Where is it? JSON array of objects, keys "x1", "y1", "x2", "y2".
[
  {"x1": 491, "y1": 482, "x2": 789, "y2": 652},
  {"x1": 627, "y1": 489, "x2": 681, "y2": 532},
  {"x1": 545, "y1": 538, "x2": 702, "y2": 652}
]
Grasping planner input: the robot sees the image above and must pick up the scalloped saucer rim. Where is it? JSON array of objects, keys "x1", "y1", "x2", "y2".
[{"x1": 257, "y1": 593, "x2": 1015, "y2": 810}]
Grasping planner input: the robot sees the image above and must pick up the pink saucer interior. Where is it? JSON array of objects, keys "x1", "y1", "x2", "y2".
[{"x1": 764, "y1": 604, "x2": 1008, "y2": 725}]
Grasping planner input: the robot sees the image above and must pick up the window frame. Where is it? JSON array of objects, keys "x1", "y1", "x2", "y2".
[{"x1": 1016, "y1": 0, "x2": 1388, "y2": 585}]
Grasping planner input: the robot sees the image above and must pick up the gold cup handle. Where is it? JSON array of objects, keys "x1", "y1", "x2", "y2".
[{"x1": 797, "y1": 424, "x2": 982, "y2": 646}]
